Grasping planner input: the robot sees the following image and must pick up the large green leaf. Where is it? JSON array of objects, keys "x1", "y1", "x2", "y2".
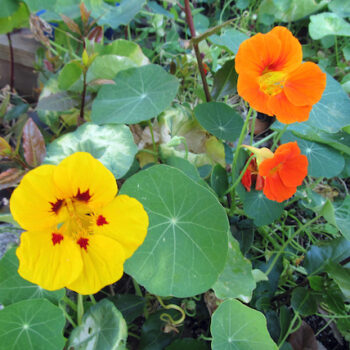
[
  {"x1": 209, "y1": 28, "x2": 248, "y2": 54},
  {"x1": 273, "y1": 73, "x2": 350, "y2": 134},
  {"x1": 0, "y1": 3, "x2": 29, "y2": 35},
  {"x1": 95, "y1": 39, "x2": 149, "y2": 66},
  {"x1": 309, "y1": 12, "x2": 350, "y2": 40},
  {"x1": 86, "y1": 55, "x2": 137, "y2": 83},
  {"x1": 67, "y1": 299, "x2": 127, "y2": 350},
  {"x1": 213, "y1": 236, "x2": 256, "y2": 302},
  {"x1": 0, "y1": 299, "x2": 65, "y2": 350},
  {"x1": 194, "y1": 102, "x2": 243, "y2": 142},
  {"x1": 281, "y1": 132, "x2": 345, "y2": 178},
  {"x1": 91, "y1": 65, "x2": 179, "y2": 124},
  {"x1": 1, "y1": 0, "x2": 20, "y2": 18},
  {"x1": 58, "y1": 60, "x2": 83, "y2": 91},
  {"x1": 44, "y1": 123, "x2": 137, "y2": 179},
  {"x1": 333, "y1": 196, "x2": 350, "y2": 240},
  {"x1": 258, "y1": 0, "x2": 329, "y2": 22},
  {"x1": 304, "y1": 237, "x2": 350, "y2": 275},
  {"x1": 22, "y1": 0, "x2": 56, "y2": 12},
  {"x1": 211, "y1": 299, "x2": 278, "y2": 350},
  {"x1": 121, "y1": 165, "x2": 229, "y2": 297},
  {"x1": 37, "y1": 92, "x2": 79, "y2": 111},
  {"x1": 0, "y1": 248, "x2": 64, "y2": 306},
  {"x1": 329, "y1": 0, "x2": 350, "y2": 17}
]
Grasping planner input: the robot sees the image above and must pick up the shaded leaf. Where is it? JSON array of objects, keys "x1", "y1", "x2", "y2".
[
  {"x1": 289, "y1": 321, "x2": 317, "y2": 350},
  {"x1": 325, "y1": 262, "x2": 350, "y2": 300},
  {"x1": 291, "y1": 287, "x2": 318, "y2": 316},
  {"x1": 209, "y1": 28, "x2": 248, "y2": 54},
  {"x1": 37, "y1": 92, "x2": 79, "y2": 111},
  {"x1": 111, "y1": 294, "x2": 145, "y2": 324},
  {"x1": 0, "y1": 299, "x2": 65, "y2": 350},
  {"x1": 67, "y1": 299, "x2": 127, "y2": 350},
  {"x1": 0, "y1": 248, "x2": 64, "y2": 306},
  {"x1": 211, "y1": 59, "x2": 237, "y2": 100},
  {"x1": 22, "y1": 118, "x2": 46, "y2": 167}
]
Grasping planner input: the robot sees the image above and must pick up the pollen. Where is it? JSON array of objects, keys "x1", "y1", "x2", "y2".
[
  {"x1": 77, "y1": 237, "x2": 89, "y2": 250},
  {"x1": 52, "y1": 233, "x2": 64, "y2": 245},
  {"x1": 96, "y1": 215, "x2": 108, "y2": 226},
  {"x1": 259, "y1": 71, "x2": 287, "y2": 96}
]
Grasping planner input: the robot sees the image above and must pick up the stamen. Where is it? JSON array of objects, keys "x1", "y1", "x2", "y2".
[
  {"x1": 50, "y1": 199, "x2": 64, "y2": 214},
  {"x1": 52, "y1": 233, "x2": 64, "y2": 245},
  {"x1": 77, "y1": 237, "x2": 89, "y2": 250},
  {"x1": 96, "y1": 215, "x2": 108, "y2": 226},
  {"x1": 74, "y1": 189, "x2": 91, "y2": 202}
]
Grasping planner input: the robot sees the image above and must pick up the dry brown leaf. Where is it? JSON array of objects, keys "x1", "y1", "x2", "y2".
[
  {"x1": 61, "y1": 14, "x2": 81, "y2": 35},
  {"x1": 22, "y1": 118, "x2": 46, "y2": 167},
  {"x1": 289, "y1": 321, "x2": 318, "y2": 350}
]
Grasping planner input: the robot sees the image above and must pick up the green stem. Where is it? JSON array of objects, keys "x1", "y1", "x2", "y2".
[
  {"x1": 250, "y1": 111, "x2": 257, "y2": 145},
  {"x1": 77, "y1": 294, "x2": 84, "y2": 326},
  {"x1": 278, "y1": 312, "x2": 301, "y2": 348},
  {"x1": 265, "y1": 215, "x2": 321, "y2": 276},
  {"x1": 59, "y1": 302, "x2": 77, "y2": 328},
  {"x1": 156, "y1": 295, "x2": 186, "y2": 326},
  {"x1": 63, "y1": 295, "x2": 77, "y2": 312},
  {"x1": 230, "y1": 107, "x2": 254, "y2": 193},
  {"x1": 133, "y1": 278, "x2": 143, "y2": 297},
  {"x1": 252, "y1": 131, "x2": 277, "y2": 147},
  {"x1": 271, "y1": 124, "x2": 288, "y2": 151},
  {"x1": 89, "y1": 294, "x2": 96, "y2": 305}
]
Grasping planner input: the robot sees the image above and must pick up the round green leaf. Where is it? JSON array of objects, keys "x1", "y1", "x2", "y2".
[
  {"x1": 86, "y1": 55, "x2": 137, "y2": 83},
  {"x1": 240, "y1": 189, "x2": 284, "y2": 226},
  {"x1": 211, "y1": 299, "x2": 278, "y2": 350},
  {"x1": 0, "y1": 299, "x2": 65, "y2": 350},
  {"x1": 120, "y1": 165, "x2": 229, "y2": 297},
  {"x1": 210, "y1": 164, "x2": 229, "y2": 197},
  {"x1": 1, "y1": 0, "x2": 19, "y2": 18},
  {"x1": 91, "y1": 65, "x2": 179, "y2": 124},
  {"x1": 44, "y1": 123, "x2": 137, "y2": 179},
  {"x1": 309, "y1": 12, "x2": 350, "y2": 40},
  {"x1": 0, "y1": 248, "x2": 64, "y2": 306},
  {"x1": 213, "y1": 237, "x2": 256, "y2": 303},
  {"x1": 281, "y1": 132, "x2": 345, "y2": 178},
  {"x1": 67, "y1": 299, "x2": 127, "y2": 350},
  {"x1": 291, "y1": 287, "x2": 318, "y2": 316},
  {"x1": 194, "y1": 102, "x2": 244, "y2": 142},
  {"x1": 329, "y1": 0, "x2": 350, "y2": 18}
]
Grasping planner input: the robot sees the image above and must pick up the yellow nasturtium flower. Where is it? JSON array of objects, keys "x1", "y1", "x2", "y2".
[{"x1": 10, "y1": 152, "x2": 149, "y2": 295}]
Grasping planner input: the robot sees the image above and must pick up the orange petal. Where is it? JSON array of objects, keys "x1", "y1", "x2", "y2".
[
  {"x1": 279, "y1": 155, "x2": 308, "y2": 187},
  {"x1": 263, "y1": 174, "x2": 296, "y2": 202},
  {"x1": 269, "y1": 26, "x2": 302, "y2": 72},
  {"x1": 284, "y1": 62, "x2": 326, "y2": 106},
  {"x1": 268, "y1": 92, "x2": 312, "y2": 124},
  {"x1": 237, "y1": 73, "x2": 274, "y2": 115},
  {"x1": 235, "y1": 32, "x2": 282, "y2": 75}
]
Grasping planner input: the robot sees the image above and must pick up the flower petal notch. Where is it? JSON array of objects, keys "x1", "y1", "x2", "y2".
[
  {"x1": 235, "y1": 26, "x2": 326, "y2": 124},
  {"x1": 10, "y1": 152, "x2": 149, "y2": 295}
]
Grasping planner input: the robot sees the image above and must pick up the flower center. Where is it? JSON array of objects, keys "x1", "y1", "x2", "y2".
[
  {"x1": 268, "y1": 163, "x2": 283, "y2": 176},
  {"x1": 259, "y1": 70, "x2": 287, "y2": 96}
]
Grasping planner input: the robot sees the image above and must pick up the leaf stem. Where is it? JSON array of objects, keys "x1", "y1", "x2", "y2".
[
  {"x1": 183, "y1": 0, "x2": 211, "y2": 102},
  {"x1": 77, "y1": 293, "x2": 84, "y2": 326}
]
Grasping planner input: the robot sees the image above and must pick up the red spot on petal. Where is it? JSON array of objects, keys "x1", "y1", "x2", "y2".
[
  {"x1": 77, "y1": 237, "x2": 89, "y2": 250},
  {"x1": 96, "y1": 215, "x2": 108, "y2": 226},
  {"x1": 50, "y1": 199, "x2": 64, "y2": 214},
  {"x1": 52, "y1": 233, "x2": 64, "y2": 245},
  {"x1": 74, "y1": 189, "x2": 91, "y2": 202}
]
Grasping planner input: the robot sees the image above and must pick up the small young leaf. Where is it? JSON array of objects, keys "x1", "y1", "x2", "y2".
[{"x1": 22, "y1": 118, "x2": 46, "y2": 167}]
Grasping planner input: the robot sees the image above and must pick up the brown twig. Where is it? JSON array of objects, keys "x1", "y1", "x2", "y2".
[
  {"x1": 183, "y1": 0, "x2": 211, "y2": 102},
  {"x1": 7, "y1": 33, "x2": 14, "y2": 92}
]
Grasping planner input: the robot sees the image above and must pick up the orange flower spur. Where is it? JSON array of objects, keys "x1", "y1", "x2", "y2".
[
  {"x1": 235, "y1": 26, "x2": 326, "y2": 124},
  {"x1": 10, "y1": 152, "x2": 149, "y2": 294}
]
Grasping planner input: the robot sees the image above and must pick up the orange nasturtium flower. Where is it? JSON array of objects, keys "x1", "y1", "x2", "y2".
[
  {"x1": 10, "y1": 152, "x2": 149, "y2": 294},
  {"x1": 235, "y1": 26, "x2": 326, "y2": 124},
  {"x1": 243, "y1": 142, "x2": 308, "y2": 202}
]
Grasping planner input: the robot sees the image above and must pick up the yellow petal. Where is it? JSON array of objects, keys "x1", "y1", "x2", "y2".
[
  {"x1": 93, "y1": 195, "x2": 149, "y2": 259},
  {"x1": 53, "y1": 152, "x2": 117, "y2": 210},
  {"x1": 10, "y1": 165, "x2": 64, "y2": 231},
  {"x1": 16, "y1": 230, "x2": 83, "y2": 290},
  {"x1": 67, "y1": 234, "x2": 125, "y2": 295},
  {"x1": 242, "y1": 145, "x2": 274, "y2": 166}
]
